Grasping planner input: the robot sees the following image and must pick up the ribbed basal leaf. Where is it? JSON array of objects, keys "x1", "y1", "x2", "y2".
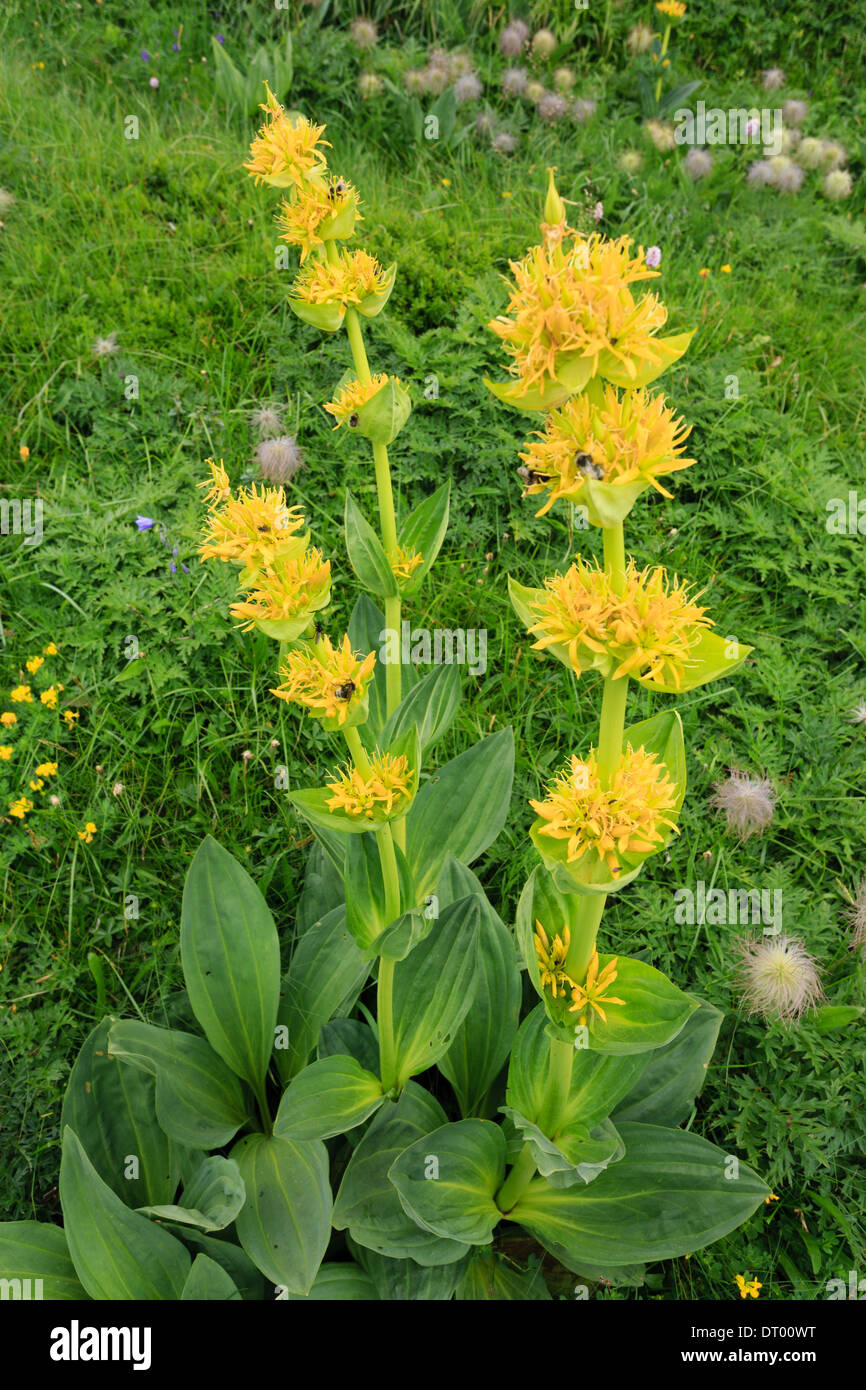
[
  {"x1": 274, "y1": 1055, "x2": 385, "y2": 1141},
  {"x1": 510, "y1": 1121, "x2": 769, "y2": 1267},
  {"x1": 406, "y1": 728, "x2": 515, "y2": 898},
  {"x1": 276, "y1": 905, "x2": 371, "y2": 1082},
  {"x1": 137, "y1": 1156, "x2": 245, "y2": 1232},
  {"x1": 391, "y1": 894, "x2": 480, "y2": 1087},
  {"x1": 333, "y1": 1083, "x2": 468, "y2": 1265},
  {"x1": 232, "y1": 1133, "x2": 331, "y2": 1295},
  {"x1": 60, "y1": 1128, "x2": 190, "y2": 1300},
  {"x1": 612, "y1": 995, "x2": 724, "y2": 1125},
  {"x1": 0, "y1": 1222, "x2": 88, "y2": 1300},
  {"x1": 389, "y1": 1120, "x2": 506, "y2": 1245},
  {"x1": 61, "y1": 1016, "x2": 179, "y2": 1206},
  {"x1": 349, "y1": 1239, "x2": 470, "y2": 1299},
  {"x1": 287, "y1": 1261, "x2": 377, "y2": 1300},
  {"x1": 436, "y1": 859, "x2": 521, "y2": 1117},
  {"x1": 180, "y1": 837, "x2": 280, "y2": 1092},
  {"x1": 456, "y1": 1249, "x2": 552, "y2": 1300},
  {"x1": 107, "y1": 1019, "x2": 249, "y2": 1150}
]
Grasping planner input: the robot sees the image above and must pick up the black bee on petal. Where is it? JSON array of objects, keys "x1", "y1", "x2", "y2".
[
  {"x1": 314, "y1": 621, "x2": 326, "y2": 642},
  {"x1": 575, "y1": 452, "x2": 605, "y2": 481},
  {"x1": 334, "y1": 681, "x2": 356, "y2": 701},
  {"x1": 517, "y1": 465, "x2": 548, "y2": 485},
  {"x1": 328, "y1": 178, "x2": 349, "y2": 201}
]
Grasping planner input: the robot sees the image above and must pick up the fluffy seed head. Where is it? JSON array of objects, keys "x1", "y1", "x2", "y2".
[
  {"x1": 776, "y1": 162, "x2": 805, "y2": 193},
  {"x1": 684, "y1": 147, "x2": 713, "y2": 180},
  {"x1": 502, "y1": 66, "x2": 528, "y2": 95},
  {"x1": 454, "y1": 72, "x2": 482, "y2": 104},
  {"x1": 822, "y1": 168, "x2": 853, "y2": 201},
  {"x1": 531, "y1": 28, "x2": 557, "y2": 58},
  {"x1": 711, "y1": 768, "x2": 777, "y2": 839},
  {"x1": 525, "y1": 79, "x2": 546, "y2": 103},
  {"x1": 249, "y1": 405, "x2": 284, "y2": 438},
  {"x1": 255, "y1": 435, "x2": 304, "y2": 484},
  {"x1": 781, "y1": 99, "x2": 808, "y2": 127},
  {"x1": 843, "y1": 879, "x2": 866, "y2": 954},
  {"x1": 627, "y1": 23, "x2": 654, "y2": 54},
  {"x1": 796, "y1": 136, "x2": 824, "y2": 169},
  {"x1": 92, "y1": 332, "x2": 120, "y2": 357},
  {"x1": 735, "y1": 935, "x2": 823, "y2": 1025},
  {"x1": 492, "y1": 131, "x2": 518, "y2": 154},
  {"x1": 358, "y1": 71, "x2": 383, "y2": 99},
  {"x1": 349, "y1": 17, "x2": 378, "y2": 48},
  {"x1": 474, "y1": 111, "x2": 497, "y2": 137},
  {"x1": 572, "y1": 97, "x2": 598, "y2": 123},
  {"x1": 819, "y1": 139, "x2": 847, "y2": 169},
  {"x1": 645, "y1": 118, "x2": 676, "y2": 151},
  {"x1": 538, "y1": 91, "x2": 568, "y2": 123},
  {"x1": 619, "y1": 149, "x2": 644, "y2": 174},
  {"x1": 747, "y1": 159, "x2": 776, "y2": 188},
  {"x1": 500, "y1": 19, "x2": 529, "y2": 57},
  {"x1": 761, "y1": 67, "x2": 785, "y2": 91},
  {"x1": 553, "y1": 65, "x2": 575, "y2": 92}
]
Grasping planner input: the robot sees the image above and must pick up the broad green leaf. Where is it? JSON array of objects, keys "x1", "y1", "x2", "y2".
[
  {"x1": 397, "y1": 481, "x2": 451, "y2": 595},
  {"x1": 107, "y1": 1019, "x2": 249, "y2": 1150},
  {"x1": 635, "y1": 628, "x2": 753, "y2": 695},
  {"x1": 349, "y1": 1239, "x2": 470, "y2": 1299},
  {"x1": 503, "y1": 1109, "x2": 625, "y2": 1188},
  {"x1": 180, "y1": 837, "x2": 280, "y2": 1092},
  {"x1": 0, "y1": 1222, "x2": 88, "y2": 1300},
  {"x1": 345, "y1": 491, "x2": 398, "y2": 598},
  {"x1": 343, "y1": 832, "x2": 415, "y2": 953},
  {"x1": 232, "y1": 1133, "x2": 331, "y2": 1295},
  {"x1": 456, "y1": 1249, "x2": 552, "y2": 1300},
  {"x1": 60, "y1": 1128, "x2": 190, "y2": 1300},
  {"x1": 584, "y1": 954, "x2": 699, "y2": 1055},
  {"x1": 333, "y1": 1083, "x2": 468, "y2": 1265},
  {"x1": 181, "y1": 1253, "x2": 242, "y2": 1300},
  {"x1": 811, "y1": 1004, "x2": 864, "y2": 1035},
  {"x1": 406, "y1": 729, "x2": 515, "y2": 898},
  {"x1": 274, "y1": 1055, "x2": 385, "y2": 1141},
  {"x1": 372, "y1": 906, "x2": 434, "y2": 960},
  {"x1": 436, "y1": 859, "x2": 521, "y2": 1117},
  {"x1": 391, "y1": 895, "x2": 480, "y2": 1087},
  {"x1": 379, "y1": 662, "x2": 461, "y2": 755},
  {"x1": 295, "y1": 840, "x2": 345, "y2": 934},
  {"x1": 276, "y1": 905, "x2": 371, "y2": 1082},
  {"x1": 596, "y1": 331, "x2": 695, "y2": 389},
  {"x1": 613, "y1": 995, "x2": 724, "y2": 1124},
  {"x1": 61, "y1": 1016, "x2": 178, "y2": 1206},
  {"x1": 176, "y1": 1231, "x2": 267, "y2": 1301},
  {"x1": 288, "y1": 296, "x2": 345, "y2": 332},
  {"x1": 287, "y1": 1261, "x2": 377, "y2": 1300},
  {"x1": 317, "y1": 1017, "x2": 379, "y2": 1074},
  {"x1": 510, "y1": 1122, "x2": 769, "y2": 1267},
  {"x1": 507, "y1": 1003, "x2": 648, "y2": 1133},
  {"x1": 389, "y1": 1119, "x2": 506, "y2": 1245},
  {"x1": 137, "y1": 1156, "x2": 245, "y2": 1232}
]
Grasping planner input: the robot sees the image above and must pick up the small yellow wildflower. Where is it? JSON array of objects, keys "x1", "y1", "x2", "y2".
[
  {"x1": 391, "y1": 546, "x2": 424, "y2": 584},
  {"x1": 527, "y1": 560, "x2": 712, "y2": 689},
  {"x1": 9, "y1": 797, "x2": 33, "y2": 819},
  {"x1": 1, "y1": 712, "x2": 17, "y2": 727},
  {"x1": 78, "y1": 822, "x2": 97, "y2": 843},
  {"x1": 40, "y1": 687, "x2": 59, "y2": 710},
  {"x1": 29, "y1": 778, "x2": 44, "y2": 792},
  {"x1": 656, "y1": 0, "x2": 686, "y2": 17},
  {"x1": 199, "y1": 464, "x2": 307, "y2": 572},
  {"x1": 20, "y1": 445, "x2": 30, "y2": 461},
  {"x1": 272, "y1": 634, "x2": 376, "y2": 725},
  {"x1": 720, "y1": 264, "x2": 732, "y2": 273},
  {"x1": 326, "y1": 751, "x2": 413, "y2": 820},
  {"x1": 698, "y1": 267, "x2": 711, "y2": 278},
  {"x1": 441, "y1": 178, "x2": 451, "y2": 187},
  {"x1": 25, "y1": 655, "x2": 44, "y2": 675},
  {"x1": 10, "y1": 686, "x2": 33, "y2": 703},
  {"x1": 568, "y1": 950, "x2": 627, "y2": 1026},
  {"x1": 519, "y1": 385, "x2": 694, "y2": 515},
  {"x1": 62, "y1": 709, "x2": 80, "y2": 727},
  {"x1": 243, "y1": 84, "x2": 329, "y2": 190},
  {"x1": 43, "y1": 641, "x2": 59, "y2": 655},
  {"x1": 229, "y1": 550, "x2": 331, "y2": 633},
  {"x1": 734, "y1": 1274, "x2": 762, "y2": 1299},
  {"x1": 293, "y1": 248, "x2": 387, "y2": 309},
  {"x1": 765, "y1": 1192, "x2": 779, "y2": 1204},
  {"x1": 0, "y1": 746, "x2": 12, "y2": 761},
  {"x1": 534, "y1": 921, "x2": 574, "y2": 998},
  {"x1": 324, "y1": 373, "x2": 390, "y2": 427},
  {"x1": 35, "y1": 761, "x2": 58, "y2": 777},
  {"x1": 531, "y1": 745, "x2": 680, "y2": 877}
]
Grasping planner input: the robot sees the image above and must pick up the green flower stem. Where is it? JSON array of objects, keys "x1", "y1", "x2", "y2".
[
  {"x1": 564, "y1": 891, "x2": 606, "y2": 982},
  {"x1": 374, "y1": 821, "x2": 402, "y2": 1091},
  {"x1": 537, "y1": 1035, "x2": 575, "y2": 1137},
  {"x1": 344, "y1": 725, "x2": 372, "y2": 777},
  {"x1": 655, "y1": 24, "x2": 671, "y2": 102},
  {"x1": 603, "y1": 521, "x2": 626, "y2": 594},
  {"x1": 597, "y1": 522, "x2": 628, "y2": 790},
  {"x1": 496, "y1": 1143, "x2": 538, "y2": 1214}
]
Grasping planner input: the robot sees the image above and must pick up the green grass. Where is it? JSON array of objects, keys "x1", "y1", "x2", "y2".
[{"x1": 1, "y1": 0, "x2": 865, "y2": 1299}]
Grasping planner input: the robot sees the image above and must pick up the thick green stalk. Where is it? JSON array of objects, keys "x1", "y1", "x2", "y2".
[
  {"x1": 564, "y1": 891, "x2": 606, "y2": 982},
  {"x1": 495, "y1": 1144, "x2": 538, "y2": 1214},
  {"x1": 344, "y1": 725, "x2": 372, "y2": 777},
  {"x1": 375, "y1": 822, "x2": 401, "y2": 1091},
  {"x1": 597, "y1": 522, "x2": 628, "y2": 790},
  {"x1": 537, "y1": 1036, "x2": 574, "y2": 1137}
]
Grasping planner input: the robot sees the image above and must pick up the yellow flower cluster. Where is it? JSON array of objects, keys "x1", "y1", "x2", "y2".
[
  {"x1": 528, "y1": 559, "x2": 712, "y2": 689},
  {"x1": 391, "y1": 545, "x2": 424, "y2": 583},
  {"x1": 3, "y1": 644, "x2": 67, "y2": 822},
  {"x1": 198, "y1": 459, "x2": 307, "y2": 572},
  {"x1": 489, "y1": 230, "x2": 667, "y2": 398},
  {"x1": 533, "y1": 926, "x2": 626, "y2": 1025},
  {"x1": 229, "y1": 550, "x2": 331, "y2": 633},
  {"x1": 656, "y1": 0, "x2": 686, "y2": 18},
  {"x1": 531, "y1": 745, "x2": 679, "y2": 877},
  {"x1": 276, "y1": 175, "x2": 361, "y2": 264},
  {"x1": 324, "y1": 373, "x2": 390, "y2": 427},
  {"x1": 272, "y1": 634, "x2": 376, "y2": 725},
  {"x1": 326, "y1": 751, "x2": 414, "y2": 819},
  {"x1": 519, "y1": 384, "x2": 694, "y2": 514},
  {"x1": 294, "y1": 249, "x2": 386, "y2": 310}
]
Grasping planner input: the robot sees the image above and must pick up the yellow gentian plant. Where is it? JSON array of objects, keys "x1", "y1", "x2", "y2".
[{"x1": 15, "y1": 111, "x2": 768, "y2": 1303}]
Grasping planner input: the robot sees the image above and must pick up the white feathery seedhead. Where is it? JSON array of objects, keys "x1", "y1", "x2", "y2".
[
  {"x1": 843, "y1": 880, "x2": 866, "y2": 954},
  {"x1": 684, "y1": 147, "x2": 713, "y2": 180},
  {"x1": 492, "y1": 131, "x2": 518, "y2": 154},
  {"x1": 822, "y1": 168, "x2": 853, "y2": 201},
  {"x1": 572, "y1": 97, "x2": 597, "y2": 124},
  {"x1": 796, "y1": 136, "x2": 824, "y2": 170},
  {"x1": 627, "y1": 23, "x2": 654, "y2": 54},
  {"x1": 454, "y1": 72, "x2": 482, "y2": 104},
  {"x1": 250, "y1": 405, "x2": 284, "y2": 438},
  {"x1": 846, "y1": 698, "x2": 866, "y2": 725},
  {"x1": 349, "y1": 18, "x2": 378, "y2": 49},
  {"x1": 92, "y1": 332, "x2": 120, "y2": 357},
  {"x1": 499, "y1": 20, "x2": 529, "y2": 57},
  {"x1": 255, "y1": 436, "x2": 304, "y2": 484},
  {"x1": 776, "y1": 163, "x2": 805, "y2": 193},
  {"x1": 761, "y1": 67, "x2": 786, "y2": 91},
  {"x1": 711, "y1": 767, "x2": 777, "y2": 839},
  {"x1": 781, "y1": 99, "x2": 808, "y2": 127},
  {"x1": 538, "y1": 92, "x2": 568, "y2": 123},
  {"x1": 736, "y1": 934, "x2": 823, "y2": 1025},
  {"x1": 747, "y1": 159, "x2": 776, "y2": 188}
]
